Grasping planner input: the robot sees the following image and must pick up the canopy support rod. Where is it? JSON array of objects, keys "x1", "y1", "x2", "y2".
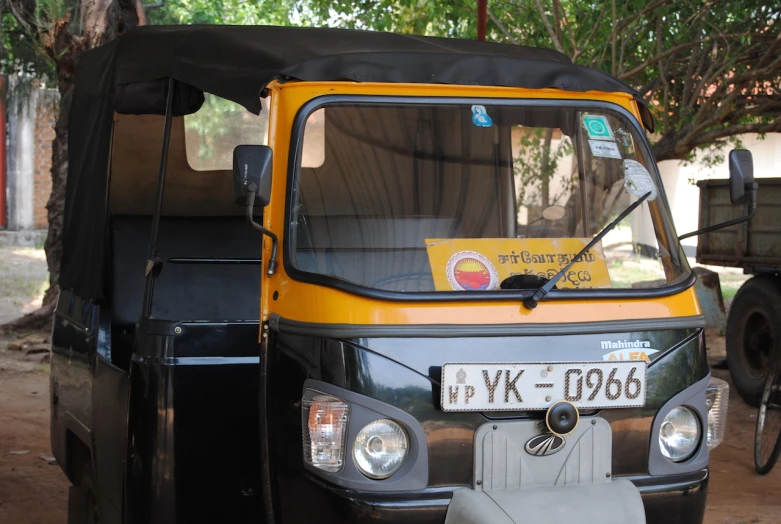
[
  {"x1": 141, "y1": 77, "x2": 176, "y2": 318},
  {"x1": 477, "y1": 0, "x2": 487, "y2": 41}
]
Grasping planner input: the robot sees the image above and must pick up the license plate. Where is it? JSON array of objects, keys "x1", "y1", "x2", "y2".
[{"x1": 441, "y1": 362, "x2": 647, "y2": 412}]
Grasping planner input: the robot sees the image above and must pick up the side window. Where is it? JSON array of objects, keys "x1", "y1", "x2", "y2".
[
  {"x1": 184, "y1": 95, "x2": 326, "y2": 171},
  {"x1": 185, "y1": 94, "x2": 270, "y2": 171}
]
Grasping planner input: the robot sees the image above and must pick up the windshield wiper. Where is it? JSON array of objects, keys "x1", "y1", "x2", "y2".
[{"x1": 523, "y1": 191, "x2": 653, "y2": 310}]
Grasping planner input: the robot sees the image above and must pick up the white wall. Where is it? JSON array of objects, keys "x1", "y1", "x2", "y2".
[{"x1": 6, "y1": 88, "x2": 35, "y2": 231}]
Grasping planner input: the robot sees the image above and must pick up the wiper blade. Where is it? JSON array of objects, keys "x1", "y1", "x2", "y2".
[{"x1": 523, "y1": 191, "x2": 653, "y2": 310}]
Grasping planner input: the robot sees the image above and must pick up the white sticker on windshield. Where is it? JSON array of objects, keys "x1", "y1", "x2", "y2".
[
  {"x1": 588, "y1": 140, "x2": 622, "y2": 159},
  {"x1": 623, "y1": 159, "x2": 657, "y2": 201}
]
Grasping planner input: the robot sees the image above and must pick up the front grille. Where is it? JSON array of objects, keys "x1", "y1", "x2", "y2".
[{"x1": 474, "y1": 417, "x2": 612, "y2": 491}]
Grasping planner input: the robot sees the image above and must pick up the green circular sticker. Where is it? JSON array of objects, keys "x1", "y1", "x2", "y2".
[{"x1": 588, "y1": 120, "x2": 606, "y2": 135}]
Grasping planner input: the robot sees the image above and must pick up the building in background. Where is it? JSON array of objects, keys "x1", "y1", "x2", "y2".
[{"x1": 3, "y1": 81, "x2": 58, "y2": 231}]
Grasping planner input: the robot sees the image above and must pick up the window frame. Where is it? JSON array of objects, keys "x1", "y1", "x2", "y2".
[{"x1": 283, "y1": 95, "x2": 693, "y2": 302}]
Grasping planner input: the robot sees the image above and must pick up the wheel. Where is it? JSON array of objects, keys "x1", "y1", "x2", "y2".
[
  {"x1": 755, "y1": 357, "x2": 781, "y2": 475},
  {"x1": 726, "y1": 277, "x2": 781, "y2": 407},
  {"x1": 67, "y1": 461, "x2": 99, "y2": 524}
]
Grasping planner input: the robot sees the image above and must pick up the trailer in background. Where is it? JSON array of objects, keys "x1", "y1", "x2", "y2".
[{"x1": 696, "y1": 177, "x2": 781, "y2": 406}]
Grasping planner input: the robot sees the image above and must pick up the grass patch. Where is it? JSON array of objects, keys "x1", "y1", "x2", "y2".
[
  {"x1": 0, "y1": 247, "x2": 48, "y2": 300},
  {"x1": 609, "y1": 259, "x2": 666, "y2": 288},
  {"x1": 0, "y1": 275, "x2": 48, "y2": 297},
  {"x1": 719, "y1": 274, "x2": 750, "y2": 303}
]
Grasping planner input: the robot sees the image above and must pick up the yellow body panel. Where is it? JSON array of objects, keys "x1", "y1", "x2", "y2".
[{"x1": 259, "y1": 81, "x2": 700, "y2": 325}]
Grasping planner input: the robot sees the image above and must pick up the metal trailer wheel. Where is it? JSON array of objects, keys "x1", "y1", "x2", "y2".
[
  {"x1": 67, "y1": 462, "x2": 100, "y2": 524},
  {"x1": 726, "y1": 276, "x2": 781, "y2": 407},
  {"x1": 755, "y1": 357, "x2": 781, "y2": 475}
]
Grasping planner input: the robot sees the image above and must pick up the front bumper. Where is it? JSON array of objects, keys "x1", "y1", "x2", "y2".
[
  {"x1": 281, "y1": 469, "x2": 708, "y2": 524},
  {"x1": 633, "y1": 469, "x2": 709, "y2": 524}
]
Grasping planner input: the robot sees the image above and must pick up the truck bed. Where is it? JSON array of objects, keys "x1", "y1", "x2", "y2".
[{"x1": 695, "y1": 178, "x2": 781, "y2": 272}]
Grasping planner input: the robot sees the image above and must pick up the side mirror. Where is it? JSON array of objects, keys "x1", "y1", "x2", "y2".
[
  {"x1": 233, "y1": 145, "x2": 273, "y2": 206},
  {"x1": 233, "y1": 145, "x2": 278, "y2": 276},
  {"x1": 729, "y1": 149, "x2": 754, "y2": 205}
]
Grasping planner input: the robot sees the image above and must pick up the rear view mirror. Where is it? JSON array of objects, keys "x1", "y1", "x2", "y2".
[
  {"x1": 233, "y1": 145, "x2": 273, "y2": 206},
  {"x1": 729, "y1": 149, "x2": 754, "y2": 205}
]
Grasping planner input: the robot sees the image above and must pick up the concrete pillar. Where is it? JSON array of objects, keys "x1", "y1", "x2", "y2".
[{"x1": 6, "y1": 82, "x2": 36, "y2": 231}]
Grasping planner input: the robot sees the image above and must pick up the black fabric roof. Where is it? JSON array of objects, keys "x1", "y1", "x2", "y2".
[
  {"x1": 79, "y1": 25, "x2": 652, "y2": 121},
  {"x1": 61, "y1": 25, "x2": 654, "y2": 301}
]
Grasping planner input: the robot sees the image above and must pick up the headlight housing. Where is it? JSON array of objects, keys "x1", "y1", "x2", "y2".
[
  {"x1": 353, "y1": 419, "x2": 409, "y2": 479},
  {"x1": 659, "y1": 406, "x2": 700, "y2": 462},
  {"x1": 706, "y1": 377, "x2": 729, "y2": 450},
  {"x1": 302, "y1": 393, "x2": 349, "y2": 472}
]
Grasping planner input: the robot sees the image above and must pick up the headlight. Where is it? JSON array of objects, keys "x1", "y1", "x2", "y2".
[
  {"x1": 302, "y1": 393, "x2": 349, "y2": 472},
  {"x1": 659, "y1": 406, "x2": 700, "y2": 462},
  {"x1": 706, "y1": 377, "x2": 729, "y2": 450},
  {"x1": 353, "y1": 419, "x2": 409, "y2": 479}
]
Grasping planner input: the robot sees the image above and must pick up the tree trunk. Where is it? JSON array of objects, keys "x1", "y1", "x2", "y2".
[
  {"x1": 3, "y1": 0, "x2": 145, "y2": 328},
  {"x1": 42, "y1": 91, "x2": 69, "y2": 305}
]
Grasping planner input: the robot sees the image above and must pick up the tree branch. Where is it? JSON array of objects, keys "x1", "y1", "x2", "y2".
[
  {"x1": 487, "y1": 8, "x2": 519, "y2": 45},
  {"x1": 611, "y1": 0, "x2": 616, "y2": 76},
  {"x1": 619, "y1": 33, "x2": 757, "y2": 81},
  {"x1": 552, "y1": 0, "x2": 577, "y2": 54},
  {"x1": 6, "y1": 0, "x2": 37, "y2": 29},
  {"x1": 693, "y1": 121, "x2": 781, "y2": 148},
  {"x1": 615, "y1": 0, "x2": 671, "y2": 32},
  {"x1": 127, "y1": 0, "x2": 147, "y2": 25},
  {"x1": 532, "y1": 0, "x2": 565, "y2": 54}
]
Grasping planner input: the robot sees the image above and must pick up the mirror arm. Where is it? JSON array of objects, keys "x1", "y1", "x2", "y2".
[
  {"x1": 678, "y1": 182, "x2": 758, "y2": 241},
  {"x1": 246, "y1": 187, "x2": 278, "y2": 276}
]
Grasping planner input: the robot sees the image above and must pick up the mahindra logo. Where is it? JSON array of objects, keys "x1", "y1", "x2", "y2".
[{"x1": 524, "y1": 434, "x2": 565, "y2": 456}]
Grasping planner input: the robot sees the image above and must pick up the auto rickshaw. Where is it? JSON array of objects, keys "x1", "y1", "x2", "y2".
[{"x1": 51, "y1": 25, "x2": 750, "y2": 524}]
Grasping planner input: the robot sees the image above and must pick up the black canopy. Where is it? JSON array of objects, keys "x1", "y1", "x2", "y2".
[{"x1": 61, "y1": 25, "x2": 654, "y2": 300}]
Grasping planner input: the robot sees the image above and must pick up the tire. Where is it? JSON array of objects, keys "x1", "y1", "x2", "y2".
[
  {"x1": 755, "y1": 357, "x2": 781, "y2": 475},
  {"x1": 726, "y1": 276, "x2": 781, "y2": 407},
  {"x1": 67, "y1": 461, "x2": 99, "y2": 524}
]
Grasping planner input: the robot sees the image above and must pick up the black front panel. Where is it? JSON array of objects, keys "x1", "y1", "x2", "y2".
[
  {"x1": 127, "y1": 320, "x2": 263, "y2": 524},
  {"x1": 267, "y1": 324, "x2": 708, "y2": 523},
  {"x1": 173, "y1": 363, "x2": 262, "y2": 523}
]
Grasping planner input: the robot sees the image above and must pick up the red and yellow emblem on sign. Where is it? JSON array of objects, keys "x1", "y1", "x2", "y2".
[{"x1": 446, "y1": 251, "x2": 499, "y2": 291}]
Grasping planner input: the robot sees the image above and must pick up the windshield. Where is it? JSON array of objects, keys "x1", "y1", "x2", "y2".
[{"x1": 289, "y1": 101, "x2": 689, "y2": 294}]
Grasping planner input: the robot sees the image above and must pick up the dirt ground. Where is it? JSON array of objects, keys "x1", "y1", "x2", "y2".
[
  {"x1": 0, "y1": 332, "x2": 67, "y2": 524},
  {"x1": 0, "y1": 328, "x2": 777, "y2": 523}
]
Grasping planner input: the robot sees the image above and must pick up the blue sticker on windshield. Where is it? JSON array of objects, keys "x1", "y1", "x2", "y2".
[{"x1": 471, "y1": 105, "x2": 493, "y2": 127}]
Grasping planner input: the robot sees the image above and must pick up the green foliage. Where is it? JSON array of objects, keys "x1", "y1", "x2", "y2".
[
  {"x1": 513, "y1": 127, "x2": 573, "y2": 213},
  {"x1": 148, "y1": 0, "x2": 295, "y2": 25},
  {"x1": 300, "y1": 0, "x2": 475, "y2": 37},
  {"x1": 310, "y1": 0, "x2": 781, "y2": 162},
  {"x1": 184, "y1": 94, "x2": 268, "y2": 167},
  {"x1": 0, "y1": 8, "x2": 54, "y2": 80}
]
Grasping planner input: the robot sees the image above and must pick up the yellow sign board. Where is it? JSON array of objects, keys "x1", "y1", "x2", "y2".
[{"x1": 425, "y1": 238, "x2": 612, "y2": 291}]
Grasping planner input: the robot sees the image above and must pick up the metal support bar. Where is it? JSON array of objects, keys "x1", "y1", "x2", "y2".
[
  {"x1": 477, "y1": 0, "x2": 487, "y2": 41},
  {"x1": 166, "y1": 258, "x2": 262, "y2": 265},
  {"x1": 141, "y1": 78, "x2": 176, "y2": 318}
]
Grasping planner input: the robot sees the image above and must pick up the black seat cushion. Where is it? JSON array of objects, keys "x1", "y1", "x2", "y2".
[{"x1": 110, "y1": 216, "x2": 261, "y2": 326}]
